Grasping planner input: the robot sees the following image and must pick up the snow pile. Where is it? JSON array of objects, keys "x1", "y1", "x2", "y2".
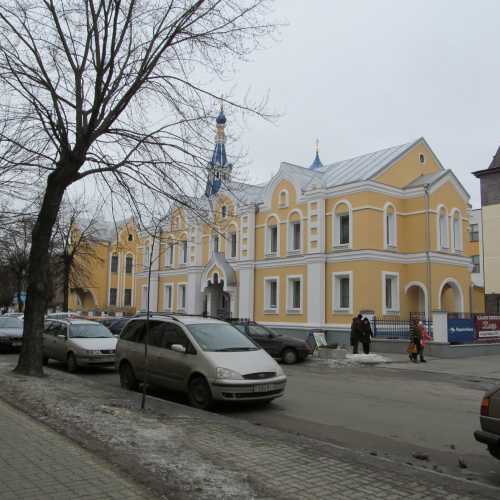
[{"x1": 345, "y1": 353, "x2": 392, "y2": 364}]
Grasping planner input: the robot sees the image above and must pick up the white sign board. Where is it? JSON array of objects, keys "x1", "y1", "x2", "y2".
[{"x1": 312, "y1": 331, "x2": 328, "y2": 348}]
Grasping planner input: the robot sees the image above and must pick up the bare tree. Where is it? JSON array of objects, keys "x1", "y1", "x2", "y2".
[
  {"x1": 0, "y1": 215, "x2": 34, "y2": 312},
  {"x1": 52, "y1": 196, "x2": 104, "y2": 311},
  {"x1": 0, "y1": 0, "x2": 276, "y2": 375}
]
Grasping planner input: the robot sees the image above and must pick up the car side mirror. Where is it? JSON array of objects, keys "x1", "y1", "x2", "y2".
[{"x1": 171, "y1": 344, "x2": 186, "y2": 354}]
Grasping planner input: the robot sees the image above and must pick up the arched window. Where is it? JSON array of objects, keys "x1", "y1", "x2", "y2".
[
  {"x1": 451, "y1": 209, "x2": 463, "y2": 252},
  {"x1": 221, "y1": 205, "x2": 227, "y2": 218},
  {"x1": 265, "y1": 215, "x2": 279, "y2": 256},
  {"x1": 279, "y1": 190, "x2": 289, "y2": 208},
  {"x1": 437, "y1": 206, "x2": 449, "y2": 250},
  {"x1": 333, "y1": 201, "x2": 352, "y2": 247},
  {"x1": 384, "y1": 204, "x2": 397, "y2": 248},
  {"x1": 287, "y1": 210, "x2": 303, "y2": 253}
]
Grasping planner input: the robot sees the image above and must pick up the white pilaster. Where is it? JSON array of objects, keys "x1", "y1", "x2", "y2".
[
  {"x1": 187, "y1": 269, "x2": 203, "y2": 315},
  {"x1": 238, "y1": 263, "x2": 255, "y2": 320},
  {"x1": 432, "y1": 310, "x2": 448, "y2": 343},
  {"x1": 307, "y1": 258, "x2": 325, "y2": 327}
]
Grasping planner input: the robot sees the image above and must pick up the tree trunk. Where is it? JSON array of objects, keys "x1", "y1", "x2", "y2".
[
  {"x1": 63, "y1": 261, "x2": 70, "y2": 312},
  {"x1": 14, "y1": 173, "x2": 69, "y2": 376}
]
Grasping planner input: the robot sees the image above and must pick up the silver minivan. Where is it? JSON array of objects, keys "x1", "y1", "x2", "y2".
[
  {"x1": 116, "y1": 315, "x2": 287, "y2": 409},
  {"x1": 43, "y1": 319, "x2": 117, "y2": 372}
]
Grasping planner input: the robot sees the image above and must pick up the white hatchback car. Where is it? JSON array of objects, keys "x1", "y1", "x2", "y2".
[
  {"x1": 116, "y1": 315, "x2": 287, "y2": 409},
  {"x1": 43, "y1": 319, "x2": 117, "y2": 372}
]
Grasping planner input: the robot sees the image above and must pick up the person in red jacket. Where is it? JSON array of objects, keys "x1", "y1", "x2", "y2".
[{"x1": 417, "y1": 321, "x2": 432, "y2": 363}]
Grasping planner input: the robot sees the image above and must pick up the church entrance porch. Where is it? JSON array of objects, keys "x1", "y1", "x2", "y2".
[{"x1": 203, "y1": 282, "x2": 231, "y2": 320}]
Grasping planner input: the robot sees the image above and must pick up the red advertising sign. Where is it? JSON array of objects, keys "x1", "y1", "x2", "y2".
[{"x1": 475, "y1": 316, "x2": 500, "y2": 339}]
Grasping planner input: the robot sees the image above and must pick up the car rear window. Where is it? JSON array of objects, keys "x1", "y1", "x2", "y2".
[
  {"x1": 69, "y1": 324, "x2": 113, "y2": 338},
  {"x1": 0, "y1": 318, "x2": 21, "y2": 328}
]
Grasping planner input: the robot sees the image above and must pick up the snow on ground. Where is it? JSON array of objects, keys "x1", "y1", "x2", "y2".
[{"x1": 311, "y1": 352, "x2": 393, "y2": 368}]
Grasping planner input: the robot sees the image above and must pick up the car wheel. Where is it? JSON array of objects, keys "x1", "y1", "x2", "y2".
[
  {"x1": 488, "y1": 445, "x2": 500, "y2": 460},
  {"x1": 42, "y1": 355, "x2": 49, "y2": 366},
  {"x1": 119, "y1": 362, "x2": 139, "y2": 391},
  {"x1": 66, "y1": 353, "x2": 78, "y2": 373},
  {"x1": 281, "y1": 348, "x2": 298, "y2": 365},
  {"x1": 188, "y1": 376, "x2": 213, "y2": 410}
]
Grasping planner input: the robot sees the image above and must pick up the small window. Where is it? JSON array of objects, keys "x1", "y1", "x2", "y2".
[
  {"x1": 287, "y1": 277, "x2": 302, "y2": 311},
  {"x1": 289, "y1": 221, "x2": 301, "y2": 251},
  {"x1": 124, "y1": 289, "x2": 132, "y2": 307},
  {"x1": 452, "y1": 213, "x2": 462, "y2": 252},
  {"x1": 128, "y1": 234, "x2": 133, "y2": 242},
  {"x1": 125, "y1": 256, "x2": 133, "y2": 274},
  {"x1": 279, "y1": 190, "x2": 289, "y2": 208},
  {"x1": 166, "y1": 244, "x2": 174, "y2": 266},
  {"x1": 265, "y1": 278, "x2": 278, "y2": 311},
  {"x1": 221, "y1": 205, "x2": 227, "y2": 218},
  {"x1": 339, "y1": 214, "x2": 350, "y2": 245},
  {"x1": 472, "y1": 255, "x2": 480, "y2": 274},
  {"x1": 230, "y1": 232, "x2": 237, "y2": 258},
  {"x1": 181, "y1": 240, "x2": 188, "y2": 264},
  {"x1": 111, "y1": 255, "x2": 119, "y2": 273},
  {"x1": 438, "y1": 208, "x2": 449, "y2": 250},
  {"x1": 383, "y1": 273, "x2": 400, "y2": 314},
  {"x1": 385, "y1": 205, "x2": 396, "y2": 248},
  {"x1": 164, "y1": 285, "x2": 172, "y2": 310},
  {"x1": 213, "y1": 235, "x2": 219, "y2": 253},
  {"x1": 419, "y1": 153, "x2": 425, "y2": 164},
  {"x1": 470, "y1": 223, "x2": 479, "y2": 242},
  {"x1": 109, "y1": 288, "x2": 117, "y2": 306},
  {"x1": 267, "y1": 225, "x2": 278, "y2": 255},
  {"x1": 178, "y1": 284, "x2": 186, "y2": 310},
  {"x1": 333, "y1": 273, "x2": 352, "y2": 313}
]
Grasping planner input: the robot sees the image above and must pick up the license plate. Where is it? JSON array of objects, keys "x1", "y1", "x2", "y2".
[{"x1": 255, "y1": 383, "x2": 277, "y2": 392}]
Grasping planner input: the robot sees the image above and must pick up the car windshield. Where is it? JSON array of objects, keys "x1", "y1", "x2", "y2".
[
  {"x1": 0, "y1": 318, "x2": 21, "y2": 328},
  {"x1": 187, "y1": 323, "x2": 259, "y2": 352},
  {"x1": 69, "y1": 324, "x2": 113, "y2": 338}
]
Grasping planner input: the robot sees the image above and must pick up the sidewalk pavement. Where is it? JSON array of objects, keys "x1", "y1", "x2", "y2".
[
  {"x1": 0, "y1": 399, "x2": 156, "y2": 500},
  {"x1": 1, "y1": 359, "x2": 500, "y2": 499}
]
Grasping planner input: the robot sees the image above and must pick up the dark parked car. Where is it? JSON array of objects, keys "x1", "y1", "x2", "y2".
[
  {"x1": 474, "y1": 384, "x2": 500, "y2": 460},
  {"x1": 99, "y1": 317, "x2": 130, "y2": 336},
  {"x1": 230, "y1": 320, "x2": 312, "y2": 364}
]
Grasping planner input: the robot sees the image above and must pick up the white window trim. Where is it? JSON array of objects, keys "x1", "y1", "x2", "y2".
[
  {"x1": 176, "y1": 283, "x2": 187, "y2": 312},
  {"x1": 287, "y1": 210, "x2": 303, "y2": 255},
  {"x1": 165, "y1": 243, "x2": 174, "y2": 267},
  {"x1": 286, "y1": 274, "x2": 303, "y2": 314},
  {"x1": 143, "y1": 245, "x2": 151, "y2": 269},
  {"x1": 263, "y1": 276, "x2": 280, "y2": 314},
  {"x1": 382, "y1": 271, "x2": 400, "y2": 315},
  {"x1": 278, "y1": 189, "x2": 289, "y2": 208},
  {"x1": 333, "y1": 200, "x2": 353, "y2": 249},
  {"x1": 163, "y1": 284, "x2": 173, "y2": 311},
  {"x1": 450, "y1": 208, "x2": 463, "y2": 253},
  {"x1": 265, "y1": 216, "x2": 280, "y2": 257},
  {"x1": 226, "y1": 229, "x2": 238, "y2": 260},
  {"x1": 436, "y1": 205, "x2": 449, "y2": 251},
  {"x1": 180, "y1": 240, "x2": 188, "y2": 265},
  {"x1": 332, "y1": 271, "x2": 353, "y2": 314},
  {"x1": 383, "y1": 203, "x2": 397, "y2": 249}
]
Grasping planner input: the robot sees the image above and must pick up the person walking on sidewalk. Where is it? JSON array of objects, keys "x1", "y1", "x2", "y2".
[
  {"x1": 408, "y1": 319, "x2": 420, "y2": 362},
  {"x1": 360, "y1": 317, "x2": 373, "y2": 354},
  {"x1": 417, "y1": 320, "x2": 431, "y2": 362},
  {"x1": 350, "y1": 315, "x2": 362, "y2": 354}
]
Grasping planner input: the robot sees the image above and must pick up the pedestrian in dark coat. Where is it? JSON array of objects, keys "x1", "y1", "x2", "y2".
[
  {"x1": 350, "y1": 314, "x2": 363, "y2": 354},
  {"x1": 361, "y1": 318, "x2": 373, "y2": 354},
  {"x1": 408, "y1": 319, "x2": 420, "y2": 362}
]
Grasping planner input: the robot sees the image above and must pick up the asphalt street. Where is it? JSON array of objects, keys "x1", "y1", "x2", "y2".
[{"x1": 3, "y1": 351, "x2": 500, "y2": 489}]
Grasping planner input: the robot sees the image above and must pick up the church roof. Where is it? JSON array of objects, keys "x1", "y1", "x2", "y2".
[{"x1": 488, "y1": 145, "x2": 500, "y2": 170}]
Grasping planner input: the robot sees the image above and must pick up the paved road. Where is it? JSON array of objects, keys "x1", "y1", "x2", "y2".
[{"x1": 3, "y1": 351, "x2": 500, "y2": 487}]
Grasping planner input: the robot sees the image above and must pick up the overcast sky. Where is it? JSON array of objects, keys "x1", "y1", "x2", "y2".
[{"x1": 220, "y1": 0, "x2": 500, "y2": 208}]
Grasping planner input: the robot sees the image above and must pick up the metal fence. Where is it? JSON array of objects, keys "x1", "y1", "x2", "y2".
[{"x1": 372, "y1": 317, "x2": 433, "y2": 340}]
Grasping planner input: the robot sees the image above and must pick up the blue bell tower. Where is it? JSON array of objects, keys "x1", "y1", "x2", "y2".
[
  {"x1": 309, "y1": 139, "x2": 323, "y2": 170},
  {"x1": 205, "y1": 103, "x2": 233, "y2": 197}
]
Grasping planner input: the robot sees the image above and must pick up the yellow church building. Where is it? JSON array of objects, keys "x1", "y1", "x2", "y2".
[{"x1": 70, "y1": 110, "x2": 476, "y2": 334}]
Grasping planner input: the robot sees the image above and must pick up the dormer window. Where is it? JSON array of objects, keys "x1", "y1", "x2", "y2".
[
  {"x1": 279, "y1": 190, "x2": 289, "y2": 208},
  {"x1": 419, "y1": 153, "x2": 425, "y2": 164},
  {"x1": 128, "y1": 234, "x2": 133, "y2": 242},
  {"x1": 221, "y1": 205, "x2": 227, "y2": 218}
]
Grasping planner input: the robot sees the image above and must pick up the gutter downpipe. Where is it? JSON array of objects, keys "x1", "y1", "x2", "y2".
[{"x1": 424, "y1": 184, "x2": 432, "y2": 321}]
